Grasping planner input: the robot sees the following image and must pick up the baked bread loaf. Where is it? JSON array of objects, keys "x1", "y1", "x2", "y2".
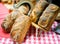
[
  {"x1": 30, "y1": 0, "x2": 48, "y2": 22},
  {"x1": 1, "y1": 5, "x2": 29, "y2": 33},
  {"x1": 38, "y1": 4, "x2": 59, "y2": 31},
  {"x1": 1, "y1": 10, "x2": 21, "y2": 33},
  {"x1": 10, "y1": 14, "x2": 31, "y2": 44}
]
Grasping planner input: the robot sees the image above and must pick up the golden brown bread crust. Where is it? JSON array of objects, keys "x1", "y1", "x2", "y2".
[
  {"x1": 30, "y1": 1, "x2": 48, "y2": 22},
  {"x1": 10, "y1": 14, "x2": 31, "y2": 43},
  {"x1": 1, "y1": 10, "x2": 21, "y2": 33},
  {"x1": 1, "y1": 5, "x2": 29, "y2": 33},
  {"x1": 38, "y1": 4, "x2": 59, "y2": 31}
]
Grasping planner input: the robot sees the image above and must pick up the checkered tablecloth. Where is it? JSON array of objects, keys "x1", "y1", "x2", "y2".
[
  {"x1": 0, "y1": 21, "x2": 60, "y2": 44},
  {"x1": 0, "y1": 3, "x2": 60, "y2": 44}
]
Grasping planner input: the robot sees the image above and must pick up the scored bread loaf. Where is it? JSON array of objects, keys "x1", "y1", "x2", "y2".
[
  {"x1": 10, "y1": 14, "x2": 31, "y2": 44},
  {"x1": 1, "y1": 10, "x2": 21, "y2": 33},
  {"x1": 1, "y1": 5, "x2": 29, "y2": 33},
  {"x1": 38, "y1": 4, "x2": 59, "y2": 31},
  {"x1": 30, "y1": 0, "x2": 48, "y2": 22}
]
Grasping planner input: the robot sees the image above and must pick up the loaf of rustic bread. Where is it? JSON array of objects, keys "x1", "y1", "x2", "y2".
[
  {"x1": 10, "y1": 14, "x2": 31, "y2": 44},
  {"x1": 30, "y1": 0, "x2": 48, "y2": 22},
  {"x1": 1, "y1": 5, "x2": 29, "y2": 33},
  {"x1": 38, "y1": 4, "x2": 59, "y2": 31}
]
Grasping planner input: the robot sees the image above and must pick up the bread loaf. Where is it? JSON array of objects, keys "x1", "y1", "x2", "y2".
[
  {"x1": 1, "y1": 10, "x2": 20, "y2": 33},
  {"x1": 10, "y1": 14, "x2": 31, "y2": 43},
  {"x1": 1, "y1": 5, "x2": 29, "y2": 33},
  {"x1": 38, "y1": 4, "x2": 59, "y2": 31},
  {"x1": 30, "y1": 1, "x2": 48, "y2": 22}
]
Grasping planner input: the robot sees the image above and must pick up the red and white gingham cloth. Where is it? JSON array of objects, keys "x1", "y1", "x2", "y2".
[
  {"x1": 0, "y1": 21, "x2": 60, "y2": 44},
  {"x1": 0, "y1": 3, "x2": 60, "y2": 44}
]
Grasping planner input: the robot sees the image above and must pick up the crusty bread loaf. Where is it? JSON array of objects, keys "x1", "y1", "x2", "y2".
[
  {"x1": 30, "y1": 1, "x2": 48, "y2": 22},
  {"x1": 1, "y1": 5, "x2": 29, "y2": 33},
  {"x1": 10, "y1": 14, "x2": 31, "y2": 44},
  {"x1": 38, "y1": 4, "x2": 59, "y2": 31},
  {"x1": 1, "y1": 10, "x2": 21, "y2": 33}
]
